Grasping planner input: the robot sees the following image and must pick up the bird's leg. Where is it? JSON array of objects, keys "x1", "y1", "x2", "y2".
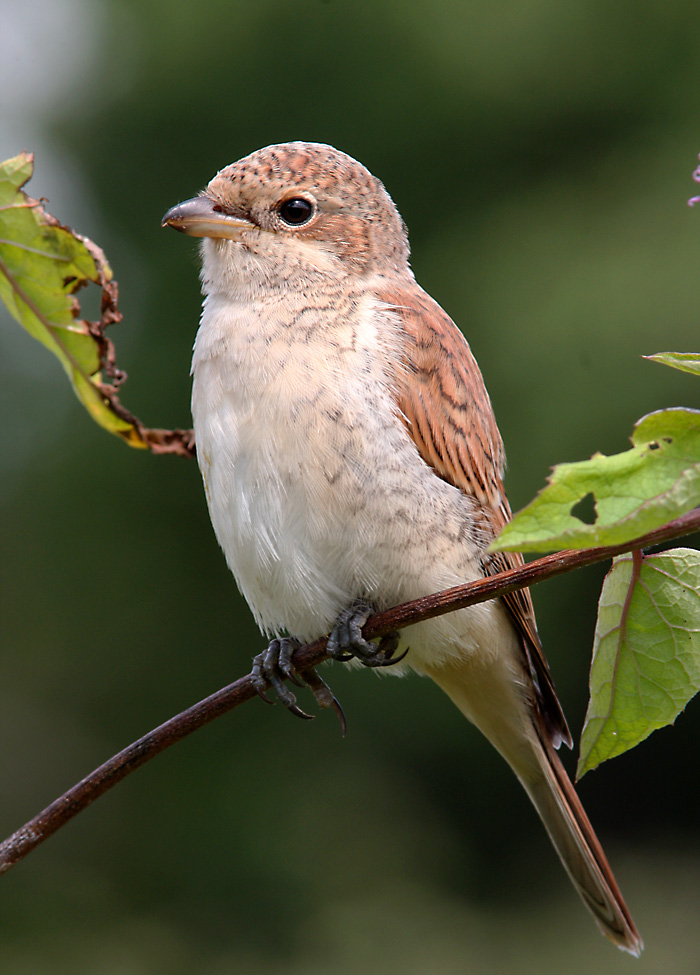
[
  {"x1": 251, "y1": 637, "x2": 347, "y2": 732},
  {"x1": 326, "y1": 599, "x2": 405, "y2": 668}
]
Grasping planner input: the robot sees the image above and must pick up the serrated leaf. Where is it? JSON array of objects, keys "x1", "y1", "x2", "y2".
[
  {"x1": 492, "y1": 408, "x2": 700, "y2": 553},
  {"x1": 577, "y1": 548, "x2": 700, "y2": 777},
  {"x1": 645, "y1": 351, "x2": 700, "y2": 377},
  {"x1": 0, "y1": 152, "x2": 148, "y2": 447}
]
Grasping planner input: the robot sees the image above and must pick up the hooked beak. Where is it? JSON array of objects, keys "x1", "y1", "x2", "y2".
[{"x1": 161, "y1": 196, "x2": 255, "y2": 239}]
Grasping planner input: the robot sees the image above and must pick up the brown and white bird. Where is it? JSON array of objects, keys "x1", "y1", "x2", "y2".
[{"x1": 162, "y1": 142, "x2": 641, "y2": 954}]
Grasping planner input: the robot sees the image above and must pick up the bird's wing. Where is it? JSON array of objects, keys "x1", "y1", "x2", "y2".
[{"x1": 379, "y1": 281, "x2": 572, "y2": 749}]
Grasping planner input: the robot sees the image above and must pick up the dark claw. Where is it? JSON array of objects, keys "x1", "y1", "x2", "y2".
[
  {"x1": 266, "y1": 666, "x2": 314, "y2": 720},
  {"x1": 373, "y1": 646, "x2": 409, "y2": 667},
  {"x1": 327, "y1": 600, "x2": 405, "y2": 669},
  {"x1": 372, "y1": 631, "x2": 409, "y2": 667},
  {"x1": 254, "y1": 685, "x2": 275, "y2": 705},
  {"x1": 301, "y1": 667, "x2": 348, "y2": 737},
  {"x1": 252, "y1": 638, "x2": 313, "y2": 719},
  {"x1": 251, "y1": 636, "x2": 345, "y2": 728},
  {"x1": 283, "y1": 701, "x2": 315, "y2": 721}
]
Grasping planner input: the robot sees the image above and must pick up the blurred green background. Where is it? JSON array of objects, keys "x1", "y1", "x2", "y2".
[{"x1": 1, "y1": 0, "x2": 700, "y2": 971}]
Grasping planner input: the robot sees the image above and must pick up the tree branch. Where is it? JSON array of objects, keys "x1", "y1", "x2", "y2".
[{"x1": 1, "y1": 507, "x2": 699, "y2": 875}]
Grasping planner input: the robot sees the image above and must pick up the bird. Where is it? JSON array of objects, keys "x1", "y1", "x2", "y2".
[{"x1": 162, "y1": 142, "x2": 642, "y2": 954}]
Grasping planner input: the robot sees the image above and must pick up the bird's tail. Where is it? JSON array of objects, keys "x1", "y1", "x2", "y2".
[
  {"x1": 429, "y1": 661, "x2": 642, "y2": 955},
  {"x1": 524, "y1": 727, "x2": 642, "y2": 954}
]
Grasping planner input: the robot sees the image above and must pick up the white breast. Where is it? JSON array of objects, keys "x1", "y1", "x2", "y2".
[{"x1": 191, "y1": 284, "x2": 498, "y2": 669}]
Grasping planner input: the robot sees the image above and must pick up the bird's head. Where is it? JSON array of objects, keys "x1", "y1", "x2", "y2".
[{"x1": 162, "y1": 142, "x2": 410, "y2": 294}]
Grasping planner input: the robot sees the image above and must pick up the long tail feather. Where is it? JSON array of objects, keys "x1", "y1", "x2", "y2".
[
  {"x1": 429, "y1": 659, "x2": 642, "y2": 954},
  {"x1": 525, "y1": 728, "x2": 642, "y2": 954}
]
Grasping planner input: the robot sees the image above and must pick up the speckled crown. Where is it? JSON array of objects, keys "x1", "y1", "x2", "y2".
[{"x1": 210, "y1": 142, "x2": 410, "y2": 271}]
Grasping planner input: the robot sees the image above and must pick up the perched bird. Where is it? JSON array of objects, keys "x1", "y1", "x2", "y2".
[{"x1": 162, "y1": 142, "x2": 641, "y2": 954}]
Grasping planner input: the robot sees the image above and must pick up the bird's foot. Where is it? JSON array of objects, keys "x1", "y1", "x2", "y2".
[
  {"x1": 326, "y1": 600, "x2": 406, "y2": 668},
  {"x1": 251, "y1": 637, "x2": 347, "y2": 734}
]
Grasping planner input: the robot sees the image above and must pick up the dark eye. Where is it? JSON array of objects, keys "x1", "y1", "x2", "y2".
[{"x1": 279, "y1": 197, "x2": 314, "y2": 226}]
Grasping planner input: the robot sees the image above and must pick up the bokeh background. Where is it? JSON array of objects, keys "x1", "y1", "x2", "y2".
[{"x1": 2, "y1": 1, "x2": 700, "y2": 972}]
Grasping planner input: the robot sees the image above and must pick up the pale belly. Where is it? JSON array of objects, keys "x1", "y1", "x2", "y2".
[
  {"x1": 193, "y1": 367, "x2": 505, "y2": 674},
  {"x1": 190, "y1": 295, "x2": 504, "y2": 673}
]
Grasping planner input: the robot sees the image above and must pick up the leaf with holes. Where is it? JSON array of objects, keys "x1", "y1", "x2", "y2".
[
  {"x1": 645, "y1": 351, "x2": 700, "y2": 377},
  {"x1": 577, "y1": 548, "x2": 700, "y2": 777},
  {"x1": 0, "y1": 152, "x2": 193, "y2": 455},
  {"x1": 492, "y1": 408, "x2": 700, "y2": 553}
]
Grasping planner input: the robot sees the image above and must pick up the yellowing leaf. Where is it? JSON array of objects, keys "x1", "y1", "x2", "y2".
[
  {"x1": 0, "y1": 152, "x2": 193, "y2": 456},
  {"x1": 577, "y1": 549, "x2": 700, "y2": 777}
]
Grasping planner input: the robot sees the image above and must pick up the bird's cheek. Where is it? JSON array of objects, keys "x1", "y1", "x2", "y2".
[{"x1": 306, "y1": 214, "x2": 372, "y2": 274}]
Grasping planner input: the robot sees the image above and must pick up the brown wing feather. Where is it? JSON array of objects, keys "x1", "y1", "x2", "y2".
[{"x1": 379, "y1": 281, "x2": 572, "y2": 749}]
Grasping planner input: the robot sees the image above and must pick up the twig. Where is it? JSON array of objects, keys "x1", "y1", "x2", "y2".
[{"x1": 1, "y1": 507, "x2": 699, "y2": 874}]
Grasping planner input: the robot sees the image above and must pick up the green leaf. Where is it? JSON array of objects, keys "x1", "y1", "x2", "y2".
[
  {"x1": 578, "y1": 548, "x2": 700, "y2": 777},
  {"x1": 645, "y1": 351, "x2": 700, "y2": 377},
  {"x1": 492, "y1": 408, "x2": 700, "y2": 553},
  {"x1": 0, "y1": 152, "x2": 148, "y2": 447}
]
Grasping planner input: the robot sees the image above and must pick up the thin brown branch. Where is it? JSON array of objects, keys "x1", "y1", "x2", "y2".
[{"x1": 1, "y1": 507, "x2": 699, "y2": 875}]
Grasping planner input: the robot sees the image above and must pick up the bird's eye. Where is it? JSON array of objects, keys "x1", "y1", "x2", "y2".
[{"x1": 279, "y1": 197, "x2": 314, "y2": 226}]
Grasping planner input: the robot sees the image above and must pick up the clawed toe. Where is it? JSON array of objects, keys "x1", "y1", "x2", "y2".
[
  {"x1": 251, "y1": 637, "x2": 346, "y2": 733},
  {"x1": 300, "y1": 668, "x2": 347, "y2": 736},
  {"x1": 252, "y1": 638, "x2": 313, "y2": 720},
  {"x1": 327, "y1": 600, "x2": 406, "y2": 668}
]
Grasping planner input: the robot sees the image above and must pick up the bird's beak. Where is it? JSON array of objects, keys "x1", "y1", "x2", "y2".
[{"x1": 161, "y1": 196, "x2": 254, "y2": 239}]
